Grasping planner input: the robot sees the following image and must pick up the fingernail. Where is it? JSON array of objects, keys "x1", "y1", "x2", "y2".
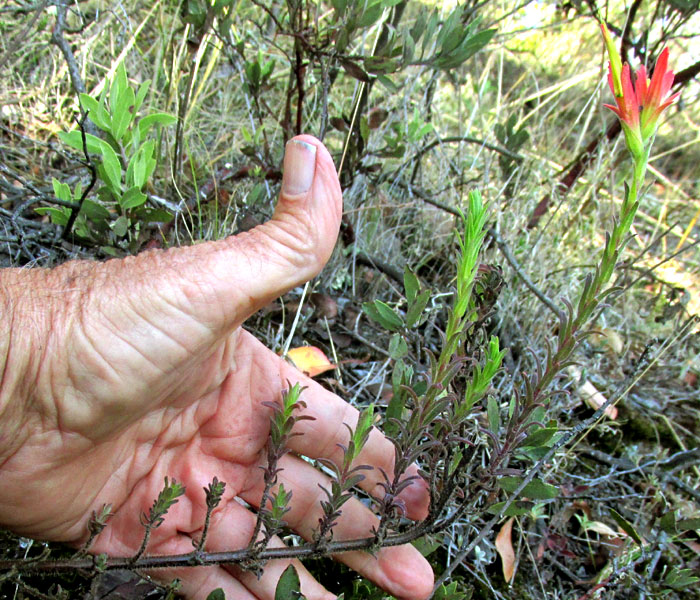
[{"x1": 282, "y1": 139, "x2": 317, "y2": 196}]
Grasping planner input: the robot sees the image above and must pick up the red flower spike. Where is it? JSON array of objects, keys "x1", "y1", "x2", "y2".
[{"x1": 602, "y1": 27, "x2": 679, "y2": 158}]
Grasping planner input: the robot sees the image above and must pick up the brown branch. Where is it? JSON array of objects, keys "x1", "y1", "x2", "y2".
[
  {"x1": 0, "y1": 517, "x2": 436, "y2": 574},
  {"x1": 50, "y1": 0, "x2": 85, "y2": 95}
]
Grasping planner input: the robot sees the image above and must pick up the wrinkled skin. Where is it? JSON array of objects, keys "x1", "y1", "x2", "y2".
[{"x1": 0, "y1": 137, "x2": 434, "y2": 600}]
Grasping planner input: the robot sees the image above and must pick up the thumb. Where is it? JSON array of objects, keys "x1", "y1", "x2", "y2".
[{"x1": 163, "y1": 135, "x2": 343, "y2": 330}]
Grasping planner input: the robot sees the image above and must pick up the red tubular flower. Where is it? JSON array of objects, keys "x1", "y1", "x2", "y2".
[
  {"x1": 637, "y1": 48, "x2": 680, "y2": 140},
  {"x1": 602, "y1": 24, "x2": 679, "y2": 158}
]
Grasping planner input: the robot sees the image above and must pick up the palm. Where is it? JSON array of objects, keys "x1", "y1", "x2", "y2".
[{"x1": 0, "y1": 137, "x2": 433, "y2": 600}]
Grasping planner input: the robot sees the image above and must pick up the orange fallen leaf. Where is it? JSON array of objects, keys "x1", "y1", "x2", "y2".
[
  {"x1": 496, "y1": 517, "x2": 516, "y2": 583},
  {"x1": 287, "y1": 346, "x2": 337, "y2": 378}
]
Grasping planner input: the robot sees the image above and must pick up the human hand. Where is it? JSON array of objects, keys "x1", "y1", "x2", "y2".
[{"x1": 0, "y1": 136, "x2": 433, "y2": 599}]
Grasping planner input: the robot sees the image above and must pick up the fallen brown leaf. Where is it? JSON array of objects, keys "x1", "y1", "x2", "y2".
[{"x1": 496, "y1": 517, "x2": 516, "y2": 583}]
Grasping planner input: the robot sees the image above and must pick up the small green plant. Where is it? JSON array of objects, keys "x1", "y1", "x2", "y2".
[{"x1": 39, "y1": 62, "x2": 176, "y2": 246}]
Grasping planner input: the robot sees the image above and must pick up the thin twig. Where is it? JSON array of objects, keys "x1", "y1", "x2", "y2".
[
  {"x1": 62, "y1": 113, "x2": 97, "y2": 240},
  {"x1": 50, "y1": 0, "x2": 98, "y2": 137}
]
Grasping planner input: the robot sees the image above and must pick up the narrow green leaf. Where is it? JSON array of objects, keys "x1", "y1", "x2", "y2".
[
  {"x1": 487, "y1": 396, "x2": 499, "y2": 434},
  {"x1": 659, "y1": 510, "x2": 677, "y2": 534},
  {"x1": 376, "y1": 74, "x2": 398, "y2": 92},
  {"x1": 403, "y1": 266, "x2": 420, "y2": 303},
  {"x1": 110, "y1": 62, "x2": 128, "y2": 115},
  {"x1": 362, "y1": 300, "x2": 404, "y2": 332},
  {"x1": 421, "y1": 11, "x2": 439, "y2": 57},
  {"x1": 130, "y1": 140, "x2": 155, "y2": 189},
  {"x1": 206, "y1": 589, "x2": 226, "y2": 600},
  {"x1": 364, "y1": 56, "x2": 400, "y2": 74},
  {"x1": 134, "y1": 79, "x2": 151, "y2": 113},
  {"x1": 486, "y1": 500, "x2": 533, "y2": 517},
  {"x1": 406, "y1": 289, "x2": 431, "y2": 329},
  {"x1": 98, "y1": 142, "x2": 122, "y2": 193},
  {"x1": 609, "y1": 509, "x2": 643, "y2": 545},
  {"x1": 111, "y1": 85, "x2": 135, "y2": 142}
]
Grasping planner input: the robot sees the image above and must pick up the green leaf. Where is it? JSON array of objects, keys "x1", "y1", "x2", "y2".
[
  {"x1": 206, "y1": 589, "x2": 226, "y2": 600},
  {"x1": 80, "y1": 199, "x2": 111, "y2": 221},
  {"x1": 138, "y1": 112, "x2": 177, "y2": 139},
  {"x1": 388, "y1": 333, "x2": 408, "y2": 359},
  {"x1": 275, "y1": 564, "x2": 303, "y2": 600},
  {"x1": 364, "y1": 56, "x2": 400, "y2": 74},
  {"x1": 677, "y1": 517, "x2": 700, "y2": 532},
  {"x1": 98, "y1": 142, "x2": 122, "y2": 193},
  {"x1": 659, "y1": 510, "x2": 677, "y2": 534},
  {"x1": 134, "y1": 79, "x2": 151, "y2": 113},
  {"x1": 498, "y1": 477, "x2": 558, "y2": 500},
  {"x1": 357, "y1": 1, "x2": 383, "y2": 28},
  {"x1": 52, "y1": 178, "x2": 72, "y2": 203},
  {"x1": 486, "y1": 500, "x2": 533, "y2": 517},
  {"x1": 112, "y1": 215, "x2": 129, "y2": 237},
  {"x1": 411, "y1": 534, "x2": 441, "y2": 558},
  {"x1": 421, "y1": 11, "x2": 439, "y2": 57},
  {"x1": 59, "y1": 130, "x2": 104, "y2": 155},
  {"x1": 376, "y1": 74, "x2": 398, "y2": 92},
  {"x1": 521, "y1": 427, "x2": 558, "y2": 448},
  {"x1": 363, "y1": 300, "x2": 404, "y2": 332},
  {"x1": 128, "y1": 140, "x2": 155, "y2": 189},
  {"x1": 35, "y1": 206, "x2": 70, "y2": 226},
  {"x1": 110, "y1": 62, "x2": 128, "y2": 116},
  {"x1": 359, "y1": 116, "x2": 370, "y2": 144},
  {"x1": 135, "y1": 207, "x2": 174, "y2": 223},
  {"x1": 406, "y1": 289, "x2": 430, "y2": 329},
  {"x1": 331, "y1": 0, "x2": 347, "y2": 17},
  {"x1": 120, "y1": 186, "x2": 147, "y2": 210},
  {"x1": 665, "y1": 567, "x2": 700, "y2": 589},
  {"x1": 434, "y1": 29, "x2": 496, "y2": 69},
  {"x1": 79, "y1": 93, "x2": 111, "y2": 132},
  {"x1": 487, "y1": 396, "x2": 499, "y2": 434},
  {"x1": 111, "y1": 85, "x2": 135, "y2": 142},
  {"x1": 403, "y1": 266, "x2": 420, "y2": 303},
  {"x1": 609, "y1": 509, "x2": 643, "y2": 545}
]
